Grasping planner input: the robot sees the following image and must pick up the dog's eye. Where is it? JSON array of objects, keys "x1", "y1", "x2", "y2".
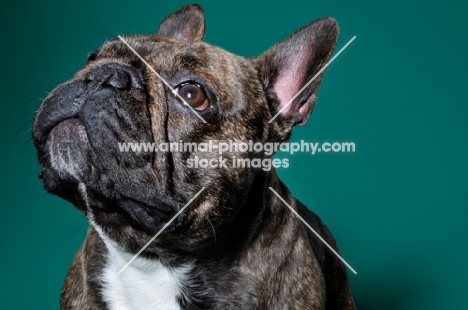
[{"x1": 176, "y1": 83, "x2": 209, "y2": 111}]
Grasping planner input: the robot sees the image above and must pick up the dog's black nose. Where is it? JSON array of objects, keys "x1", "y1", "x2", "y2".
[
  {"x1": 33, "y1": 62, "x2": 146, "y2": 154},
  {"x1": 84, "y1": 63, "x2": 144, "y2": 91}
]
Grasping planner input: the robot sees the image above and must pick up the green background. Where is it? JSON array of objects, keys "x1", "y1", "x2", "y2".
[{"x1": 1, "y1": 0, "x2": 467, "y2": 309}]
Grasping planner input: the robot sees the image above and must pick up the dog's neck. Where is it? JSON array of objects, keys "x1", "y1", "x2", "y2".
[{"x1": 91, "y1": 169, "x2": 299, "y2": 309}]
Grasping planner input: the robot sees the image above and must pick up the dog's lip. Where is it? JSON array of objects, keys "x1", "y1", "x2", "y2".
[
  {"x1": 43, "y1": 117, "x2": 104, "y2": 168},
  {"x1": 44, "y1": 117, "x2": 85, "y2": 141},
  {"x1": 44, "y1": 117, "x2": 88, "y2": 154},
  {"x1": 51, "y1": 117, "x2": 85, "y2": 132},
  {"x1": 36, "y1": 117, "x2": 83, "y2": 164},
  {"x1": 40, "y1": 118, "x2": 103, "y2": 181}
]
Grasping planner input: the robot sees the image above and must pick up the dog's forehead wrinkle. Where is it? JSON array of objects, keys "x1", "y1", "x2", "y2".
[{"x1": 97, "y1": 37, "x2": 161, "y2": 62}]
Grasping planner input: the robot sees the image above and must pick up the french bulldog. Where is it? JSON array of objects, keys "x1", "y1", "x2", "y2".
[{"x1": 33, "y1": 4, "x2": 356, "y2": 309}]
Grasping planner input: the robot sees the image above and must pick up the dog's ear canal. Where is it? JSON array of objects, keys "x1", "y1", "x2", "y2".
[
  {"x1": 256, "y1": 17, "x2": 339, "y2": 128},
  {"x1": 156, "y1": 4, "x2": 205, "y2": 43}
]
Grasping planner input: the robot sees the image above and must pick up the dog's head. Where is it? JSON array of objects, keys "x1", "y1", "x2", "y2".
[{"x1": 32, "y1": 4, "x2": 338, "y2": 253}]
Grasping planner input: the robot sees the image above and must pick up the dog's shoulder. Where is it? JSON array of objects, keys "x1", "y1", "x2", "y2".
[
  {"x1": 296, "y1": 200, "x2": 356, "y2": 309},
  {"x1": 296, "y1": 200, "x2": 333, "y2": 265},
  {"x1": 60, "y1": 227, "x2": 108, "y2": 309}
]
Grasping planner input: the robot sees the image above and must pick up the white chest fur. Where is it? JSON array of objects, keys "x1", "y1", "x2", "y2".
[{"x1": 95, "y1": 226, "x2": 187, "y2": 310}]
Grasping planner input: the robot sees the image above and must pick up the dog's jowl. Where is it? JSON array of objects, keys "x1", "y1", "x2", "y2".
[{"x1": 33, "y1": 4, "x2": 356, "y2": 310}]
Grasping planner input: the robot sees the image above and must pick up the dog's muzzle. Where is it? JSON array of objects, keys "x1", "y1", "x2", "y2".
[{"x1": 31, "y1": 62, "x2": 176, "y2": 232}]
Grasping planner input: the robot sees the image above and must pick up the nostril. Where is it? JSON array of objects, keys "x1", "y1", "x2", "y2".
[
  {"x1": 84, "y1": 63, "x2": 143, "y2": 91},
  {"x1": 105, "y1": 70, "x2": 131, "y2": 90},
  {"x1": 84, "y1": 73, "x2": 94, "y2": 83},
  {"x1": 84, "y1": 70, "x2": 99, "y2": 83}
]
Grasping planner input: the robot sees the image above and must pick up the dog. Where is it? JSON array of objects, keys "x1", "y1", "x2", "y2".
[{"x1": 32, "y1": 4, "x2": 356, "y2": 309}]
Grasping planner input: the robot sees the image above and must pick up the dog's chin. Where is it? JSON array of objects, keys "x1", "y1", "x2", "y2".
[
  {"x1": 83, "y1": 187, "x2": 176, "y2": 237},
  {"x1": 40, "y1": 119, "x2": 176, "y2": 236}
]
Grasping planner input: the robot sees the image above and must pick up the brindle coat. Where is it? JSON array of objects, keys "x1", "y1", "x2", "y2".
[{"x1": 33, "y1": 4, "x2": 356, "y2": 309}]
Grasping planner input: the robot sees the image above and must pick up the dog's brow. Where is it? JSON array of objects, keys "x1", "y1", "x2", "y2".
[{"x1": 118, "y1": 35, "x2": 207, "y2": 123}]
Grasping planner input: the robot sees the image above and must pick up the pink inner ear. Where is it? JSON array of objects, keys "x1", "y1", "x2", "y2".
[
  {"x1": 272, "y1": 45, "x2": 311, "y2": 116},
  {"x1": 273, "y1": 72, "x2": 299, "y2": 115}
]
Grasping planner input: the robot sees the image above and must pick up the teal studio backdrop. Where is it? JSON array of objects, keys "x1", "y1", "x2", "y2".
[{"x1": 1, "y1": 0, "x2": 467, "y2": 309}]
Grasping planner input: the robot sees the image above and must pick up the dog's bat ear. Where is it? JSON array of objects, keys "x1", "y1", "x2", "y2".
[
  {"x1": 156, "y1": 4, "x2": 205, "y2": 43},
  {"x1": 256, "y1": 18, "x2": 338, "y2": 128}
]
